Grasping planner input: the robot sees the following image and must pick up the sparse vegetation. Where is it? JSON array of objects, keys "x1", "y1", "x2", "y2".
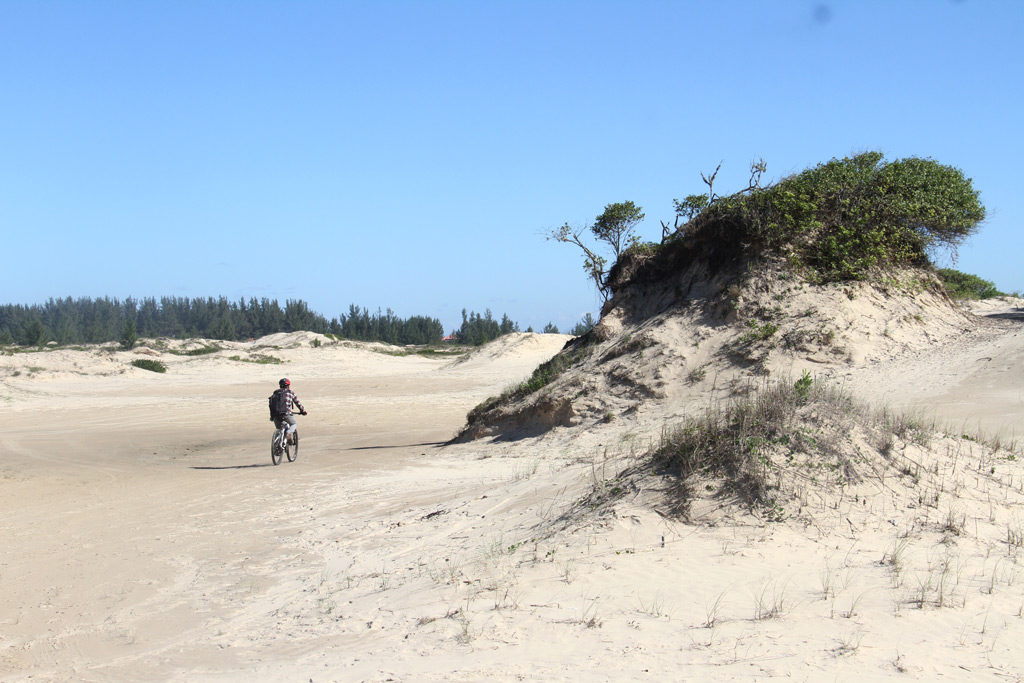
[
  {"x1": 412, "y1": 348, "x2": 468, "y2": 358},
  {"x1": 649, "y1": 376, "x2": 930, "y2": 515},
  {"x1": 372, "y1": 346, "x2": 468, "y2": 358},
  {"x1": 687, "y1": 366, "x2": 707, "y2": 383},
  {"x1": 510, "y1": 337, "x2": 592, "y2": 396},
  {"x1": 740, "y1": 320, "x2": 779, "y2": 344},
  {"x1": 167, "y1": 344, "x2": 222, "y2": 356},
  {"x1": 228, "y1": 354, "x2": 284, "y2": 364},
  {"x1": 753, "y1": 579, "x2": 788, "y2": 620}
]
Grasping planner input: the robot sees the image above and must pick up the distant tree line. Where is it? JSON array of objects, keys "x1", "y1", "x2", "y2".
[
  {"x1": 522, "y1": 314, "x2": 596, "y2": 337},
  {"x1": 456, "y1": 309, "x2": 519, "y2": 345},
  {"x1": 0, "y1": 296, "x2": 455, "y2": 347},
  {"x1": 334, "y1": 304, "x2": 445, "y2": 345}
]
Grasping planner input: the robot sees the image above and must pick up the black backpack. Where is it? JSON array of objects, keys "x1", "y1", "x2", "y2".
[{"x1": 269, "y1": 388, "x2": 288, "y2": 420}]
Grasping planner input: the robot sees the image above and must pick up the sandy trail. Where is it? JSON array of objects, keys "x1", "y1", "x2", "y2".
[{"x1": 0, "y1": 335, "x2": 569, "y2": 680}]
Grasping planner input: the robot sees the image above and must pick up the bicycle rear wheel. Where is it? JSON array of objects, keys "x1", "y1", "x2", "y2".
[
  {"x1": 271, "y1": 431, "x2": 283, "y2": 465},
  {"x1": 286, "y1": 431, "x2": 298, "y2": 462}
]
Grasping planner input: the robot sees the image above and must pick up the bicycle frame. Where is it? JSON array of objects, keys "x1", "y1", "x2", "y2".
[{"x1": 271, "y1": 415, "x2": 300, "y2": 465}]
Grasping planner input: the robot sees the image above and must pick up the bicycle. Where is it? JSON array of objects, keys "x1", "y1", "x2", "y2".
[{"x1": 271, "y1": 413, "x2": 303, "y2": 465}]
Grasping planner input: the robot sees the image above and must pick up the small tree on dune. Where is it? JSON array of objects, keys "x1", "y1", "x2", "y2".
[{"x1": 550, "y1": 200, "x2": 645, "y2": 303}]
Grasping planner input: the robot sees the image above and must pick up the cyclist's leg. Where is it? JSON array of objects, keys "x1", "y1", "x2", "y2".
[{"x1": 283, "y1": 414, "x2": 298, "y2": 442}]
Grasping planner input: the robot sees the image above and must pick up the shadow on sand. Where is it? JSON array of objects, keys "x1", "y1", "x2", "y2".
[
  {"x1": 984, "y1": 310, "x2": 1024, "y2": 321},
  {"x1": 190, "y1": 463, "x2": 275, "y2": 470},
  {"x1": 347, "y1": 441, "x2": 446, "y2": 451}
]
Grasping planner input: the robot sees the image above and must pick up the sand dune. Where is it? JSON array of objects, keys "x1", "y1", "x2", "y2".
[{"x1": 1, "y1": 309, "x2": 1023, "y2": 680}]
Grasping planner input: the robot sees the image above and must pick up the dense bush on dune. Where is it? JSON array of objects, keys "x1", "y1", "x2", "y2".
[{"x1": 610, "y1": 152, "x2": 985, "y2": 292}]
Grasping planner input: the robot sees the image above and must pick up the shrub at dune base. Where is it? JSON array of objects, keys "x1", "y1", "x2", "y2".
[
  {"x1": 648, "y1": 375, "x2": 939, "y2": 517},
  {"x1": 132, "y1": 358, "x2": 167, "y2": 373}
]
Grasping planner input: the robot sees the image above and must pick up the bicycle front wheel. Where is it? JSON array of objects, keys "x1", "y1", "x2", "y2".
[
  {"x1": 286, "y1": 432, "x2": 298, "y2": 462},
  {"x1": 271, "y1": 431, "x2": 283, "y2": 465}
]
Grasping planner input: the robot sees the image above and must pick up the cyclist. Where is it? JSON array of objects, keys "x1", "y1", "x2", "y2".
[{"x1": 273, "y1": 378, "x2": 307, "y2": 444}]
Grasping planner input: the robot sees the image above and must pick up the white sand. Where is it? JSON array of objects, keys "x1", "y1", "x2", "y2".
[{"x1": 2, "y1": 312, "x2": 1023, "y2": 681}]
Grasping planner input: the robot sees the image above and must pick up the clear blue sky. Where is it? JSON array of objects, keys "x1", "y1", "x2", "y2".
[{"x1": 3, "y1": 1, "x2": 1021, "y2": 333}]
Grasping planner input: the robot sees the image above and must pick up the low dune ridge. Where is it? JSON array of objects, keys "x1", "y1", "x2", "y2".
[
  {"x1": 445, "y1": 331, "x2": 573, "y2": 369},
  {"x1": 2, "y1": 282, "x2": 1023, "y2": 678}
]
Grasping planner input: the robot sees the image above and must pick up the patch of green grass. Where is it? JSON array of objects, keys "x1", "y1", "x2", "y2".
[
  {"x1": 3, "y1": 346, "x2": 43, "y2": 355},
  {"x1": 414, "y1": 348, "x2": 467, "y2": 358},
  {"x1": 370, "y1": 348, "x2": 410, "y2": 357},
  {"x1": 372, "y1": 346, "x2": 469, "y2": 358},
  {"x1": 167, "y1": 344, "x2": 222, "y2": 356},
  {"x1": 740, "y1": 320, "x2": 778, "y2": 343},
  {"x1": 132, "y1": 358, "x2": 167, "y2": 373},
  {"x1": 229, "y1": 354, "x2": 284, "y2": 365}
]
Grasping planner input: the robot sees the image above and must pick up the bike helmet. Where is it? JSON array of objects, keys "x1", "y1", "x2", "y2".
[{"x1": 279, "y1": 378, "x2": 290, "y2": 388}]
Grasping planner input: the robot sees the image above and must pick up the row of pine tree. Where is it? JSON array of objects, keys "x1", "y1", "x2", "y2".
[{"x1": 0, "y1": 297, "x2": 525, "y2": 348}]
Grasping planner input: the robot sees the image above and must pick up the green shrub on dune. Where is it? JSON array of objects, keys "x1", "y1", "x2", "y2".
[
  {"x1": 697, "y1": 152, "x2": 983, "y2": 279},
  {"x1": 937, "y1": 268, "x2": 1004, "y2": 300},
  {"x1": 132, "y1": 358, "x2": 167, "y2": 373},
  {"x1": 613, "y1": 152, "x2": 986, "y2": 290}
]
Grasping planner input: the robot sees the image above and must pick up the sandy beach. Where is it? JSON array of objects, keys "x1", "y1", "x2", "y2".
[{"x1": 2, "y1": 304, "x2": 1023, "y2": 681}]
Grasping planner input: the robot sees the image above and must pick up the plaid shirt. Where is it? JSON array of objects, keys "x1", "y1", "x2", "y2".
[{"x1": 281, "y1": 388, "x2": 305, "y2": 414}]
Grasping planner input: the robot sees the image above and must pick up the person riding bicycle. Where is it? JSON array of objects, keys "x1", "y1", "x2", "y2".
[{"x1": 272, "y1": 378, "x2": 307, "y2": 444}]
